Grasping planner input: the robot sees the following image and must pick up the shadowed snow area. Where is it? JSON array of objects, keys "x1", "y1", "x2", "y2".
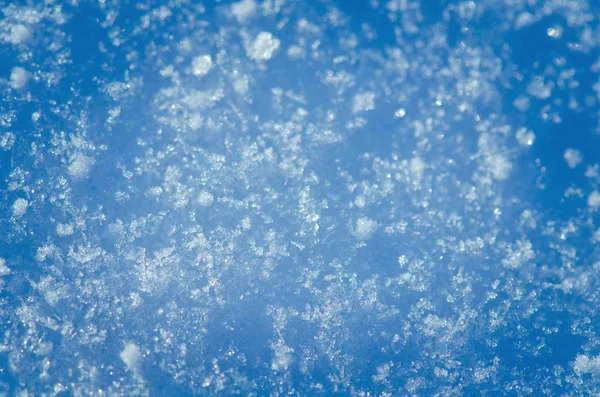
[{"x1": 1, "y1": 0, "x2": 600, "y2": 395}]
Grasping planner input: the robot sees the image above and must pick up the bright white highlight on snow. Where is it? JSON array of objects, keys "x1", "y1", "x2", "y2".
[
  {"x1": 588, "y1": 191, "x2": 600, "y2": 210},
  {"x1": 247, "y1": 32, "x2": 280, "y2": 61},
  {"x1": 12, "y1": 198, "x2": 28, "y2": 218},
  {"x1": 197, "y1": 190, "x2": 214, "y2": 206},
  {"x1": 67, "y1": 153, "x2": 94, "y2": 180},
  {"x1": 564, "y1": 148, "x2": 582, "y2": 169},
  {"x1": 191, "y1": 55, "x2": 214, "y2": 77},
  {"x1": 0, "y1": 258, "x2": 10, "y2": 276},
  {"x1": 56, "y1": 223, "x2": 74, "y2": 236},
  {"x1": 352, "y1": 92, "x2": 375, "y2": 114},
  {"x1": 515, "y1": 128, "x2": 535, "y2": 146},
  {"x1": 5, "y1": 24, "x2": 30, "y2": 44},
  {"x1": 353, "y1": 217, "x2": 378, "y2": 240},
  {"x1": 231, "y1": 0, "x2": 257, "y2": 23},
  {"x1": 9, "y1": 67, "x2": 29, "y2": 90},
  {"x1": 120, "y1": 343, "x2": 142, "y2": 374}
]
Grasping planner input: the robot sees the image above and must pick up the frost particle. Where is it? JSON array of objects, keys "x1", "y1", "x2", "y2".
[
  {"x1": 231, "y1": 0, "x2": 257, "y2": 23},
  {"x1": 12, "y1": 198, "x2": 28, "y2": 218},
  {"x1": 191, "y1": 55, "x2": 213, "y2": 77},
  {"x1": 197, "y1": 191, "x2": 214, "y2": 206},
  {"x1": 9, "y1": 67, "x2": 29, "y2": 90},
  {"x1": 353, "y1": 217, "x2": 378, "y2": 240},
  {"x1": 564, "y1": 148, "x2": 582, "y2": 169},
  {"x1": 68, "y1": 153, "x2": 94, "y2": 180},
  {"x1": 0, "y1": 258, "x2": 10, "y2": 276},
  {"x1": 247, "y1": 32, "x2": 280, "y2": 61},
  {"x1": 352, "y1": 92, "x2": 375, "y2": 114},
  {"x1": 56, "y1": 223, "x2": 74, "y2": 236},
  {"x1": 120, "y1": 342, "x2": 142, "y2": 374},
  {"x1": 588, "y1": 191, "x2": 600, "y2": 210},
  {"x1": 515, "y1": 128, "x2": 535, "y2": 146}
]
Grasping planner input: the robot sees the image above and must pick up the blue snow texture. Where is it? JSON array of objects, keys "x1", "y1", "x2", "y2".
[{"x1": 1, "y1": 0, "x2": 600, "y2": 395}]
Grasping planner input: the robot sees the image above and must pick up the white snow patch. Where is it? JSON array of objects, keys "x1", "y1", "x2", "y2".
[
  {"x1": 526, "y1": 76, "x2": 553, "y2": 99},
  {"x1": 588, "y1": 191, "x2": 600, "y2": 210},
  {"x1": 9, "y1": 67, "x2": 29, "y2": 90},
  {"x1": 191, "y1": 55, "x2": 213, "y2": 77},
  {"x1": 0, "y1": 258, "x2": 10, "y2": 276},
  {"x1": 120, "y1": 342, "x2": 142, "y2": 374},
  {"x1": 486, "y1": 154, "x2": 512, "y2": 181},
  {"x1": 67, "y1": 153, "x2": 94, "y2": 180},
  {"x1": 564, "y1": 148, "x2": 582, "y2": 169},
  {"x1": 197, "y1": 191, "x2": 214, "y2": 206},
  {"x1": 352, "y1": 92, "x2": 375, "y2": 114},
  {"x1": 231, "y1": 0, "x2": 257, "y2": 23},
  {"x1": 5, "y1": 24, "x2": 31, "y2": 45},
  {"x1": 502, "y1": 239, "x2": 535, "y2": 269},
  {"x1": 515, "y1": 128, "x2": 535, "y2": 146},
  {"x1": 513, "y1": 96, "x2": 530, "y2": 112},
  {"x1": 12, "y1": 198, "x2": 28, "y2": 218},
  {"x1": 574, "y1": 354, "x2": 600, "y2": 376},
  {"x1": 246, "y1": 32, "x2": 280, "y2": 61},
  {"x1": 353, "y1": 217, "x2": 378, "y2": 240},
  {"x1": 271, "y1": 340, "x2": 294, "y2": 371},
  {"x1": 56, "y1": 223, "x2": 74, "y2": 237}
]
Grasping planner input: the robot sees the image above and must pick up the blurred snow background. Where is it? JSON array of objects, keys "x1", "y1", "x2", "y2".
[{"x1": 1, "y1": 0, "x2": 600, "y2": 395}]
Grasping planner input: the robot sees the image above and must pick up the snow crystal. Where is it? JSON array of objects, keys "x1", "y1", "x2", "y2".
[
  {"x1": 502, "y1": 239, "x2": 535, "y2": 269},
  {"x1": 588, "y1": 191, "x2": 600, "y2": 210},
  {"x1": 120, "y1": 342, "x2": 142, "y2": 374},
  {"x1": 486, "y1": 154, "x2": 512, "y2": 181},
  {"x1": 197, "y1": 191, "x2": 214, "y2": 206},
  {"x1": 410, "y1": 156, "x2": 425, "y2": 180},
  {"x1": 515, "y1": 128, "x2": 535, "y2": 146},
  {"x1": 9, "y1": 67, "x2": 29, "y2": 90},
  {"x1": 513, "y1": 96, "x2": 531, "y2": 112},
  {"x1": 574, "y1": 354, "x2": 600, "y2": 376},
  {"x1": 246, "y1": 32, "x2": 280, "y2": 61},
  {"x1": 12, "y1": 198, "x2": 28, "y2": 218},
  {"x1": 547, "y1": 26, "x2": 563, "y2": 39},
  {"x1": 191, "y1": 55, "x2": 213, "y2": 77},
  {"x1": 5, "y1": 24, "x2": 30, "y2": 45},
  {"x1": 526, "y1": 76, "x2": 553, "y2": 99},
  {"x1": 352, "y1": 92, "x2": 375, "y2": 114},
  {"x1": 353, "y1": 217, "x2": 378, "y2": 240},
  {"x1": 56, "y1": 223, "x2": 74, "y2": 236},
  {"x1": 0, "y1": 132, "x2": 16, "y2": 150},
  {"x1": 271, "y1": 341, "x2": 294, "y2": 371},
  {"x1": 564, "y1": 148, "x2": 582, "y2": 169},
  {"x1": 67, "y1": 153, "x2": 94, "y2": 180},
  {"x1": 231, "y1": 0, "x2": 257, "y2": 23},
  {"x1": 0, "y1": 257, "x2": 10, "y2": 276},
  {"x1": 394, "y1": 108, "x2": 406, "y2": 118}
]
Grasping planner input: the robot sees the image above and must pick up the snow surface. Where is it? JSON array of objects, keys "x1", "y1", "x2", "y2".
[{"x1": 1, "y1": 0, "x2": 600, "y2": 395}]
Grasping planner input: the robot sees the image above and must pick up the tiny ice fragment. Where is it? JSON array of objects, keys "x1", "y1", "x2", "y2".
[
  {"x1": 120, "y1": 342, "x2": 142, "y2": 374},
  {"x1": 231, "y1": 0, "x2": 257, "y2": 23},
  {"x1": 9, "y1": 67, "x2": 29, "y2": 90},
  {"x1": 56, "y1": 223, "x2": 74, "y2": 236},
  {"x1": 68, "y1": 153, "x2": 94, "y2": 180},
  {"x1": 12, "y1": 198, "x2": 28, "y2": 218},
  {"x1": 0, "y1": 258, "x2": 10, "y2": 276},
  {"x1": 588, "y1": 191, "x2": 600, "y2": 210},
  {"x1": 564, "y1": 148, "x2": 582, "y2": 169},
  {"x1": 197, "y1": 191, "x2": 214, "y2": 206},
  {"x1": 515, "y1": 128, "x2": 535, "y2": 146},
  {"x1": 247, "y1": 32, "x2": 280, "y2": 61},
  {"x1": 352, "y1": 92, "x2": 375, "y2": 114},
  {"x1": 353, "y1": 217, "x2": 378, "y2": 240},
  {"x1": 191, "y1": 55, "x2": 213, "y2": 77}
]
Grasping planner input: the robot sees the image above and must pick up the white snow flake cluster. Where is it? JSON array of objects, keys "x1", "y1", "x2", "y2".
[{"x1": 1, "y1": 0, "x2": 600, "y2": 395}]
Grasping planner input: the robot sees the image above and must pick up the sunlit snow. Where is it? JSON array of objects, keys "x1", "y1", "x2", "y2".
[{"x1": 1, "y1": 0, "x2": 600, "y2": 395}]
